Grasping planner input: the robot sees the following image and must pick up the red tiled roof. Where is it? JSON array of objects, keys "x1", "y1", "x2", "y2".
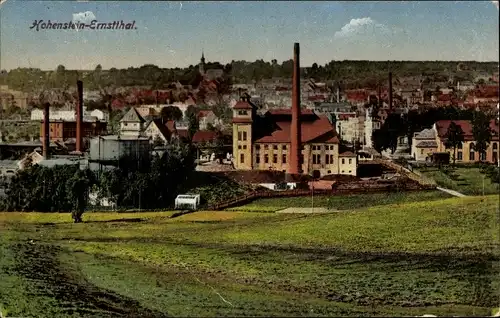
[
  {"x1": 233, "y1": 101, "x2": 253, "y2": 110},
  {"x1": 192, "y1": 130, "x2": 219, "y2": 143},
  {"x1": 176, "y1": 128, "x2": 189, "y2": 138},
  {"x1": 232, "y1": 117, "x2": 253, "y2": 124},
  {"x1": 165, "y1": 120, "x2": 176, "y2": 132},
  {"x1": 435, "y1": 120, "x2": 499, "y2": 141},
  {"x1": 437, "y1": 94, "x2": 452, "y2": 102},
  {"x1": 198, "y1": 110, "x2": 215, "y2": 118},
  {"x1": 267, "y1": 108, "x2": 315, "y2": 115},
  {"x1": 255, "y1": 113, "x2": 339, "y2": 144},
  {"x1": 337, "y1": 113, "x2": 357, "y2": 121}
]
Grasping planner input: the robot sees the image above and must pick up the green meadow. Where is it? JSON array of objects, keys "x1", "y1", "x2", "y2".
[{"x1": 0, "y1": 195, "x2": 499, "y2": 317}]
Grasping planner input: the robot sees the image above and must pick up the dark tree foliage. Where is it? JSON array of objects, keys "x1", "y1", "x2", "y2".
[
  {"x1": 4, "y1": 165, "x2": 95, "y2": 220},
  {"x1": 160, "y1": 106, "x2": 183, "y2": 121},
  {"x1": 471, "y1": 112, "x2": 493, "y2": 161},
  {"x1": 373, "y1": 106, "x2": 487, "y2": 154},
  {"x1": 444, "y1": 121, "x2": 465, "y2": 165},
  {"x1": 97, "y1": 143, "x2": 196, "y2": 209}
]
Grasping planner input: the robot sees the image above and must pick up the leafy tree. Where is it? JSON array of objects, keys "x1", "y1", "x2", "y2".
[
  {"x1": 160, "y1": 106, "x2": 183, "y2": 121},
  {"x1": 187, "y1": 111, "x2": 199, "y2": 140},
  {"x1": 471, "y1": 112, "x2": 493, "y2": 162},
  {"x1": 66, "y1": 169, "x2": 93, "y2": 223},
  {"x1": 444, "y1": 121, "x2": 465, "y2": 165}
]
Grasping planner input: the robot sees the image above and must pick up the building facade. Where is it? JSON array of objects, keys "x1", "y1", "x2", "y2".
[
  {"x1": 433, "y1": 120, "x2": 499, "y2": 164},
  {"x1": 231, "y1": 98, "x2": 352, "y2": 177},
  {"x1": 40, "y1": 120, "x2": 108, "y2": 143}
]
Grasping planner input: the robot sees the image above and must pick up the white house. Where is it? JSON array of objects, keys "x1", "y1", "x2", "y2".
[
  {"x1": 31, "y1": 108, "x2": 108, "y2": 122},
  {"x1": 339, "y1": 152, "x2": 357, "y2": 176},
  {"x1": 144, "y1": 119, "x2": 170, "y2": 144},
  {"x1": 198, "y1": 110, "x2": 222, "y2": 130},
  {"x1": 363, "y1": 108, "x2": 381, "y2": 149},
  {"x1": 411, "y1": 128, "x2": 438, "y2": 162},
  {"x1": 120, "y1": 108, "x2": 146, "y2": 137}
]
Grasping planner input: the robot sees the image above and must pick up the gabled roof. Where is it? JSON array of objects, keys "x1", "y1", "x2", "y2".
[
  {"x1": 415, "y1": 140, "x2": 438, "y2": 148},
  {"x1": 233, "y1": 100, "x2": 254, "y2": 110},
  {"x1": 145, "y1": 119, "x2": 171, "y2": 140},
  {"x1": 120, "y1": 108, "x2": 145, "y2": 123},
  {"x1": 414, "y1": 128, "x2": 436, "y2": 139},
  {"x1": 192, "y1": 130, "x2": 219, "y2": 143}
]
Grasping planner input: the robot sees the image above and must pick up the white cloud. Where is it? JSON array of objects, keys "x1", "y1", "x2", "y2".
[
  {"x1": 72, "y1": 11, "x2": 96, "y2": 24},
  {"x1": 492, "y1": 0, "x2": 499, "y2": 10},
  {"x1": 334, "y1": 17, "x2": 388, "y2": 38}
]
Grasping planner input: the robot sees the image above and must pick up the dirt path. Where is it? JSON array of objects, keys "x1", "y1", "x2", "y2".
[
  {"x1": 436, "y1": 187, "x2": 467, "y2": 197},
  {"x1": 276, "y1": 207, "x2": 335, "y2": 213},
  {"x1": 9, "y1": 241, "x2": 169, "y2": 317}
]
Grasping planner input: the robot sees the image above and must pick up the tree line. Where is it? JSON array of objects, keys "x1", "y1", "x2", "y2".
[
  {"x1": 2, "y1": 60, "x2": 497, "y2": 92},
  {"x1": 0, "y1": 142, "x2": 196, "y2": 222},
  {"x1": 372, "y1": 105, "x2": 498, "y2": 162}
]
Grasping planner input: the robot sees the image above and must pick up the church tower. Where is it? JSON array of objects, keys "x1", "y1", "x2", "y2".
[{"x1": 199, "y1": 51, "x2": 206, "y2": 77}]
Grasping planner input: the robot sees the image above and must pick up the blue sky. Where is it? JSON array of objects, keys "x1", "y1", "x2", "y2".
[{"x1": 1, "y1": 1, "x2": 499, "y2": 70}]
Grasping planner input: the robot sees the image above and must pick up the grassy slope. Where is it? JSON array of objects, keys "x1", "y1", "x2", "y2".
[
  {"x1": 417, "y1": 167, "x2": 499, "y2": 195},
  {"x1": 0, "y1": 195, "x2": 499, "y2": 317},
  {"x1": 228, "y1": 190, "x2": 452, "y2": 212}
]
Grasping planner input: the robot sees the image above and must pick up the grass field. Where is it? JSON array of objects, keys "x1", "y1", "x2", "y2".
[
  {"x1": 417, "y1": 167, "x2": 500, "y2": 196},
  {"x1": 0, "y1": 195, "x2": 499, "y2": 317},
  {"x1": 227, "y1": 190, "x2": 452, "y2": 212}
]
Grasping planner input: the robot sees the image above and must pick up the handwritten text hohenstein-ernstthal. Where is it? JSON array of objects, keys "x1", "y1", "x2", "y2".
[{"x1": 30, "y1": 20, "x2": 137, "y2": 31}]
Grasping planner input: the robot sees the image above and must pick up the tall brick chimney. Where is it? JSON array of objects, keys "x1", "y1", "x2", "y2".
[
  {"x1": 76, "y1": 80, "x2": 83, "y2": 153},
  {"x1": 289, "y1": 42, "x2": 302, "y2": 175},
  {"x1": 388, "y1": 72, "x2": 393, "y2": 110},
  {"x1": 43, "y1": 102, "x2": 50, "y2": 159}
]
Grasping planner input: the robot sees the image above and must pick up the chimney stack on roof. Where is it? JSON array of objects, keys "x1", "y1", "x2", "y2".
[
  {"x1": 43, "y1": 102, "x2": 50, "y2": 159},
  {"x1": 76, "y1": 80, "x2": 83, "y2": 153},
  {"x1": 289, "y1": 42, "x2": 302, "y2": 175},
  {"x1": 389, "y1": 72, "x2": 393, "y2": 110}
]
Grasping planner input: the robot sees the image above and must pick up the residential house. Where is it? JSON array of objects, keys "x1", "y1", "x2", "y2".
[
  {"x1": 335, "y1": 113, "x2": 363, "y2": 144},
  {"x1": 338, "y1": 152, "x2": 357, "y2": 176},
  {"x1": 143, "y1": 119, "x2": 173, "y2": 144},
  {"x1": 433, "y1": 120, "x2": 500, "y2": 164},
  {"x1": 198, "y1": 110, "x2": 222, "y2": 130},
  {"x1": 120, "y1": 107, "x2": 146, "y2": 137},
  {"x1": 411, "y1": 128, "x2": 437, "y2": 162},
  {"x1": 231, "y1": 97, "x2": 352, "y2": 177},
  {"x1": 363, "y1": 108, "x2": 381, "y2": 149}
]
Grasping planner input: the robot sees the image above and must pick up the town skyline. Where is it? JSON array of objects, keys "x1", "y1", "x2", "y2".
[{"x1": 1, "y1": 1, "x2": 499, "y2": 71}]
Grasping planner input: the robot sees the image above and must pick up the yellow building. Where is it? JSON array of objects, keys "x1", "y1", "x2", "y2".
[
  {"x1": 232, "y1": 97, "x2": 355, "y2": 177},
  {"x1": 433, "y1": 120, "x2": 499, "y2": 164}
]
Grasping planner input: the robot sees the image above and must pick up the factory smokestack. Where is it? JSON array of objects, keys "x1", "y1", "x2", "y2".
[
  {"x1": 388, "y1": 72, "x2": 393, "y2": 110},
  {"x1": 43, "y1": 102, "x2": 50, "y2": 159},
  {"x1": 76, "y1": 80, "x2": 83, "y2": 153},
  {"x1": 289, "y1": 42, "x2": 302, "y2": 175}
]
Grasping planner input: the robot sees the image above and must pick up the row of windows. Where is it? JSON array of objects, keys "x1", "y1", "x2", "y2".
[
  {"x1": 256, "y1": 153, "x2": 287, "y2": 164},
  {"x1": 453, "y1": 151, "x2": 489, "y2": 161},
  {"x1": 454, "y1": 142, "x2": 498, "y2": 150},
  {"x1": 237, "y1": 110, "x2": 248, "y2": 116},
  {"x1": 252, "y1": 153, "x2": 352, "y2": 166},
  {"x1": 312, "y1": 145, "x2": 335, "y2": 151},
  {"x1": 256, "y1": 144, "x2": 287, "y2": 151},
  {"x1": 237, "y1": 131, "x2": 248, "y2": 141}
]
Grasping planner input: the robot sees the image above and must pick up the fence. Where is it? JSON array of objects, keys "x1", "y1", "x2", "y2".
[{"x1": 373, "y1": 159, "x2": 437, "y2": 187}]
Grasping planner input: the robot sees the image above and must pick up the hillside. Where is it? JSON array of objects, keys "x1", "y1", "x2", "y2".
[{"x1": 0, "y1": 195, "x2": 498, "y2": 317}]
